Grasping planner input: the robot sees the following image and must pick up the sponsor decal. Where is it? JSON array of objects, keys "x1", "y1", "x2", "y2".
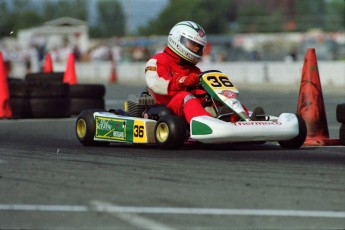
[
  {"x1": 193, "y1": 36, "x2": 206, "y2": 45},
  {"x1": 229, "y1": 99, "x2": 240, "y2": 109},
  {"x1": 233, "y1": 121, "x2": 282, "y2": 126},
  {"x1": 168, "y1": 37, "x2": 198, "y2": 63},
  {"x1": 97, "y1": 119, "x2": 112, "y2": 131},
  {"x1": 96, "y1": 117, "x2": 126, "y2": 141},
  {"x1": 221, "y1": 90, "x2": 237, "y2": 99},
  {"x1": 145, "y1": 66, "x2": 157, "y2": 73},
  {"x1": 113, "y1": 131, "x2": 124, "y2": 138},
  {"x1": 198, "y1": 30, "x2": 205, "y2": 38}
]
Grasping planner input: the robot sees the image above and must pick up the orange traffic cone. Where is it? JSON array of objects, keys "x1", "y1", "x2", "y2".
[
  {"x1": 109, "y1": 61, "x2": 118, "y2": 84},
  {"x1": 0, "y1": 52, "x2": 12, "y2": 118},
  {"x1": 43, "y1": 53, "x2": 53, "y2": 73},
  {"x1": 63, "y1": 53, "x2": 77, "y2": 85},
  {"x1": 297, "y1": 48, "x2": 340, "y2": 146}
]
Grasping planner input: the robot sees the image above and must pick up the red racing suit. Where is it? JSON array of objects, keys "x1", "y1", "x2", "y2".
[{"x1": 145, "y1": 47, "x2": 211, "y2": 123}]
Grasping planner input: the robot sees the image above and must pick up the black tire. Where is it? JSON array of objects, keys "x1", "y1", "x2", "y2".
[
  {"x1": 76, "y1": 109, "x2": 109, "y2": 146},
  {"x1": 25, "y1": 72, "x2": 64, "y2": 82},
  {"x1": 8, "y1": 80, "x2": 27, "y2": 98},
  {"x1": 69, "y1": 84, "x2": 105, "y2": 99},
  {"x1": 29, "y1": 98, "x2": 70, "y2": 118},
  {"x1": 279, "y1": 115, "x2": 307, "y2": 149},
  {"x1": 70, "y1": 98, "x2": 105, "y2": 115},
  {"x1": 9, "y1": 98, "x2": 31, "y2": 119},
  {"x1": 155, "y1": 115, "x2": 186, "y2": 149},
  {"x1": 340, "y1": 124, "x2": 345, "y2": 146},
  {"x1": 336, "y1": 103, "x2": 345, "y2": 124},
  {"x1": 26, "y1": 81, "x2": 69, "y2": 98}
]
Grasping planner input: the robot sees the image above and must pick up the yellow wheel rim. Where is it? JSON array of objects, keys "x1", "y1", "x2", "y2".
[
  {"x1": 156, "y1": 122, "x2": 169, "y2": 143},
  {"x1": 77, "y1": 119, "x2": 87, "y2": 139}
]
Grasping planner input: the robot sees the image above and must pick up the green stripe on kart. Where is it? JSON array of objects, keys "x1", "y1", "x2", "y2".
[{"x1": 191, "y1": 120, "x2": 213, "y2": 135}]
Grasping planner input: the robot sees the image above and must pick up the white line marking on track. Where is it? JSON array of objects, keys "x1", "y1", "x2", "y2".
[
  {"x1": 0, "y1": 204, "x2": 87, "y2": 212},
  {"x1": 91, "y1": 201, "x2": 175, "y2": 230},
  {"x1": 1, "y1": 203, "x2": 345, "y2": 219}
]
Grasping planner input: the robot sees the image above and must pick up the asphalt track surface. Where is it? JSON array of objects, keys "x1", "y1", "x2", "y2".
[{"x1": 1, "y1": 84, "x2": 344, "y2": 229}]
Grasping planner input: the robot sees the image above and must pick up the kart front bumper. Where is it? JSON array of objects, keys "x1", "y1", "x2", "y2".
[{"x1": 190, "y1": 113, "x2": 299, "y2": 144}]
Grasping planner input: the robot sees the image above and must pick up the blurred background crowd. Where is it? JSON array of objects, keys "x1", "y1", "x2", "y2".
[{"x1": 0, "y1": 0, "x2": 344, "y2": 74}]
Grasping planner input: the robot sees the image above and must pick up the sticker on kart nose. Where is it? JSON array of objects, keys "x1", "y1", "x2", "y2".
[
  {"x1": 201, "y1": 72, "x2": 238, "y2": 91},
  {"x1": 221, "y1": 90, "x2": 237, "y2": 99},
  {"x1": 95, "y1": 117, "x2": 126, "y2": 141}
]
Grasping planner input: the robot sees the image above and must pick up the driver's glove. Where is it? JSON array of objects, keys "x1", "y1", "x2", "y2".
[{"x1": 177, "y1": 73, "x2": 199, "y2": 88}]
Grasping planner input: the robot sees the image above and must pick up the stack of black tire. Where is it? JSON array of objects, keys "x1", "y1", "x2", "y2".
[
  {"x1": 69, "y1": 84, "x2": 105, "y2": 116},
  {"x1": 336, "y1": 103, "x2": 345, "y2": 145},
  {"x1": 8, "y1": 72, "x2": 105, "y2": 118}
]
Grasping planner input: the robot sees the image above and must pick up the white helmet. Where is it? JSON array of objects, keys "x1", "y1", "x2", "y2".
[{"x1": 167, "y1": 21, "x2": 207, "y2": 65}]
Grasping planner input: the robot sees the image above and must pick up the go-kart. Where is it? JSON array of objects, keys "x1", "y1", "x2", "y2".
[{"x1": 76, "y1": 70, "x2": 307, "y2": 149}]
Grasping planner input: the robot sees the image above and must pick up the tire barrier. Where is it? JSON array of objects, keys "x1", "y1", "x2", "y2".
[
  {"x1": 336, "y1": 103, "x2": 345, "y2": 124},
  {"x1": 8, "y1": 72, "x2": 105, "y2": 119},
  {"x1": 9, "y1": 79, "x2": 70, "y2": 118},
  {"x1": 25, "y1": 72, "x2": 64, "y2": 82},
  {"x1": 336, "y1": 104, "x2": 345, "y2": 145},
  {"x1": 69, "y1": 84, "x2": 105, "y2": 116},
  {"x1": 69, "y1": 84, "x2": 105, "y2": 98}
]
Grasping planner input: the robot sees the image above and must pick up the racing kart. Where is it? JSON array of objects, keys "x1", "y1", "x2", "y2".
[{"x1": 76, "y1": 70, "x2": 307, "y2": 149}]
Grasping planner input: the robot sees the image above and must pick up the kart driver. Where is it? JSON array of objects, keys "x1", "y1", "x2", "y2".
[{"x1": 144, "y1": 21, "x2": 212, "y2": 124}]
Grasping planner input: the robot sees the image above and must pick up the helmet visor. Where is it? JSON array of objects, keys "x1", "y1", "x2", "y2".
[{"x1": 180, "y1": 36, "x2": 204, "y2": 56}]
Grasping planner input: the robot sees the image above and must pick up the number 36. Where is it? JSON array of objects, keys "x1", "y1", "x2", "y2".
[
  {"x1": 207, "y1": 76, "x2": 233, "y2": 87},
  {"x1": 134, "y1": 125, "x2": 144, "y2": 137}
]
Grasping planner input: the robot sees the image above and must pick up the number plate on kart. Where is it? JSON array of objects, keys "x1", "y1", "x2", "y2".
[{"x1": 200, "y1": 72, "x2": 238, "y2": 92}]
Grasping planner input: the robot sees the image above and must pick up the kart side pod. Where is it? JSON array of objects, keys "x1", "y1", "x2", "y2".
[{"x1": 190, "y1": 113, "x2": 305, "y2": 147}]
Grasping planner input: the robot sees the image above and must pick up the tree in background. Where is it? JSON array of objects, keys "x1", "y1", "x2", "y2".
[
  {"x1": 138, "y1": 0, "x2": 344, "y2": 35},
  {"x1": 90, "y1": 0, "x2": 125, "y2": 38},
  {"x1": 295, "y1": 0, "x2": 326, "y2": 31},
  {"x1": 323, "y1": 0, "x2": 344, "y2": 31},
  {"x1": 41, "y1": 0, "x2": 87, "y2": 22},
  {"x1": 0, "y1": 0, "x2": 42, "y2": 38},
  {"x1": 137, "y1": 0, "x2": 233, "y2": 35},
  {"x1": 0, "y1": 0, "x2": 343, "y2": 38},
  {"x1": 0, "y1": 0, "x2": 125, "y2": 39}
]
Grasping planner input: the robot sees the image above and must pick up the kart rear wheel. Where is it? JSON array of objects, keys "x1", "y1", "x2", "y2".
[
  {"x1": 278, "y1": 115, "x2": 307, "y2": 149},
  {"x1": 155, "y1": 115, "x2": 186, "y2": 149},
  {"x1": 76, "y1": 109, "x2": 109, "y2": 146}
]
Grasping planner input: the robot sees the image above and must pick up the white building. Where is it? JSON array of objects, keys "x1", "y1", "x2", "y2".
[{"x1": 18, "y1": 17, "x2": 89, "y2": 59}]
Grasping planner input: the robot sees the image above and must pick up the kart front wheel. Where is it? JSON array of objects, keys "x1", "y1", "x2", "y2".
[
  {"x1": 155, "y1": 115, "x2": 186, "y2": 149},
  {"x1": 76, "y1": 109, "x2": 109, "y2": 146},
  {"x1": 278, "y1": 115, "x2": 307, "y2": 149}
]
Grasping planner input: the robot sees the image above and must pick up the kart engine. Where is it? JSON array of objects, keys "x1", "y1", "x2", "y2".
[{"x1": 124, "y1": 92, "x2": 156, "y2": 117}]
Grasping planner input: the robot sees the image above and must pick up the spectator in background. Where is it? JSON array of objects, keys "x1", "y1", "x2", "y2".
[
  {"x1": 73, "y1": 45, "x2": 81, "y2": 61},
  {"x1": 285, "y1": 47, "x2": 298, "y2": 62},
  {"x1": 90, "y1": 44, "x2": 111, "y2": 61},
  {"x1": 250, "y1": 50, "x2": 261, "y2": 61},
  {"x1": 111, "y1": 38, "x2": 122, "y2": 64},
  {"x1": 59, "y1": 37, "x2": 73, "y2": 62}
]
